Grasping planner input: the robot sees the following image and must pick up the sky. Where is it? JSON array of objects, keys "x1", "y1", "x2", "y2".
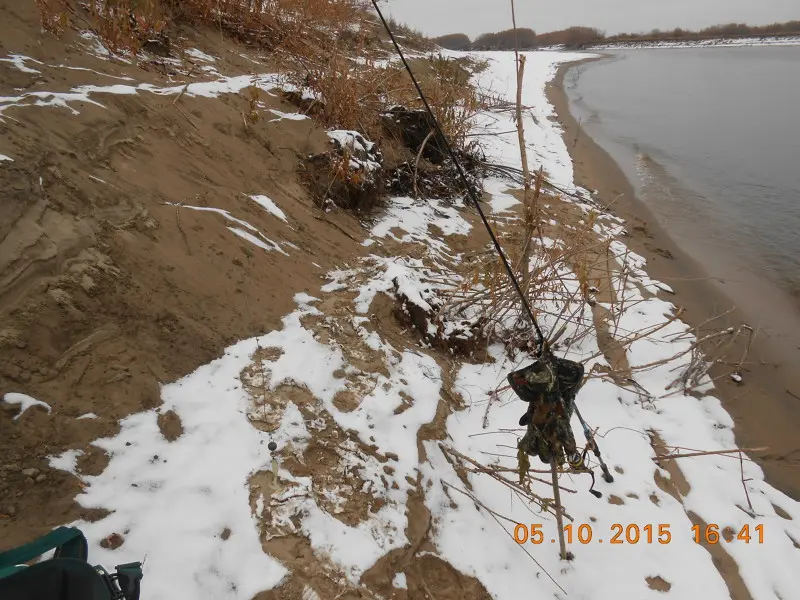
[{"x1": 381, "y1": 0, "x2": 799, "y2": 38}]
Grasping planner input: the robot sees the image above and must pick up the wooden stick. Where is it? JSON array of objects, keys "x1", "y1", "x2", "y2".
[
  {"x1": 176, "y1": 104, "x2": 201, "y2": 131},
  {"x1": 740, "y1": 451, "x2": 754, "y2": 513},
  {"x1": 413, "y1": 129, "x2": 436, "y2": 199},
  {"x1": 172, "y1": 82, "x2": 191, "y2": 105},
  {"x1": 464, "y1": 467, "x2": 578, "y2": 492},
  {"x1": 736, "y1": 504, "x2": 757, "y2": 519},
  {"x1": 174, "y1": 206, "x2": 192, "y2": 255},
  {"x1": 313, "y1": 215, "x2": 361, "y2": 243},
  {"x1": 655, "y1": 447, "x2": 767, "y2": 461},
  {"x1": 418, "y1": 571, "x2": 439, "y2": 600},
  {"x1": 440, "y1": 444, "x2": 573, "y2": 517},
  {"x1": 573, "y1": 116, "x2": 582, "y2": 148},
  {"x1": 510, "y1": 0, "x2": 535, "y2": 288},
  {"x1": 652, "y1": 443, "x2": 761, "y2": 461},
  {"x1": 551, "y1": 460, "x2": 568, "y2": 560},
  {"x1": 482, "y1": 389, "x2": 496, "y2": 429}
]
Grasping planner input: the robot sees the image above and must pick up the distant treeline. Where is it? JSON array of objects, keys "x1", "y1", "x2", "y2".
[{"x1": 435, "y1": 20, "x2": 800, "y2": 51}]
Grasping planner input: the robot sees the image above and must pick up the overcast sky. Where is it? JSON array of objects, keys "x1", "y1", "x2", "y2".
[{"x1": 382, "y1": 0, "x2": 798, "y2": 38}]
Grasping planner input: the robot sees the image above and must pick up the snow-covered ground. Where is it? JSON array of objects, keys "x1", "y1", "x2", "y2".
[
  {"x1": 28, "y1": 48, "x2": 800, "y2": 600},
  {"x1": 471, "y1": 51, "x2": 586, "y2": 197},
  {"x1": 0, "y1": 66, "x2": 286, "y2": 119},
  {"x1": 590, "y1": 36, "x2": 800, "y2": 50}
]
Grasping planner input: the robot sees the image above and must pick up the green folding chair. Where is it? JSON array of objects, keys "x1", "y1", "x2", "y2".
[{"x1": 0, "y1": 526, "x2": 142, "y2": 600}]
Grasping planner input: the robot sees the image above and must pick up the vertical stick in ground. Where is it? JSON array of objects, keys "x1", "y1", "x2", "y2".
[
  {"x1": 550, "y1": 459, "x2": 569, "y2": 560},
  {"x1": 510, "y1": 0, "x2": 536, "y2": 289}
]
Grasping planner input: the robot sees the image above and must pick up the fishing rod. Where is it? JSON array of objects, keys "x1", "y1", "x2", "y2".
[
  {"x1": 574, "y1": 409, "x2": 614, "y2": 484},
  {"x1": 370, "y1": 0, "x2": 613, "y2": 488}
]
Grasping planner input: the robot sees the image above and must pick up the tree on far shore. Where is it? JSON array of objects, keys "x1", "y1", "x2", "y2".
[
  {"x1": 433, "y1": 20, "x2": 800, "y2": 52},
  {"x1": 472, "y1": 27, "x2": 537, "y2": 50},
  {"x1": 434, "y1": 33, "x2": 472, "y2": 50},
  {"x1": 536, "y1": 26, "x2": 604, "y2": 48}
]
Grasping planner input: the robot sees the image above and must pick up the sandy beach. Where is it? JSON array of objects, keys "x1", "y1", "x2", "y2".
[{"x1": 548, "y1": 57, "x2": 800, "y2": 501}]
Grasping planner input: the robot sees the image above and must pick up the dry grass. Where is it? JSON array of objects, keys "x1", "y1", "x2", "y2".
[
  {"x1": 281, "y1": 33, "x2": 487, "y2": 209},
  {"x1": 35, "y1": 0, "x2": 72, "y2": 35},
  {"x1": 434, "y1": 196, "x2": 592, "y2": 349},
  {"x1": 285, "y1": 48, "x2": 485, "y2": 153},
  {"x1": 385, "y1": 16, "x2": 436, "y2": 52},
  {"x1": 406, "y1": 54, "x2": 484, "y2": 150},
  {"x1": 36, "y1": 0, "x2": 371, "y2": 54}
]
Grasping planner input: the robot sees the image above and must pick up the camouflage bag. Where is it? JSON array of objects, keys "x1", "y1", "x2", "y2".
[{"x1": 508, "y1": 357, "x2": 585, "y2": 466}]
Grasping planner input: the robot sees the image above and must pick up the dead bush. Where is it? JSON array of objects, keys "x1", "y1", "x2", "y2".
[
  {"x1": 384, "y1": 17, "x2": 436, "y2": 52},
  {"x1": 391, "y1": 277, "x2": 487, "y2": 358},
  {"x1": 381, "y1": 55, "x2": 483, "y2": 151},
  {"x1": 285, "y1": 48, "x2": 487, "y2": 206},
  {"x1": 301, "y1": 130, "x2": 385, "y2": 213},
  {"x1": 285, "y1": 49, "x2": 483, "y2": 153},
  {"x1": 35, "y1": 0, "x2": 71, "y2": 35}
]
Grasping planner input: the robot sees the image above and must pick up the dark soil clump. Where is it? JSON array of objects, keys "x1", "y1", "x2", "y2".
[{"x1": 391, "y1": 278, "x2": 486, "y2": 358}]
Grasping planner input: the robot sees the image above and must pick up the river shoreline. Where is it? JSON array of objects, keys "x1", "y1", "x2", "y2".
[{"x1": 547, "y1": 56, "x2": 800, "y2": 501}]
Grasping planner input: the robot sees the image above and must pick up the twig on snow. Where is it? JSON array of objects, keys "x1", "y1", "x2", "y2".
[{"x1": 654, "y1": 447, "x2": 767, "y2": 462}]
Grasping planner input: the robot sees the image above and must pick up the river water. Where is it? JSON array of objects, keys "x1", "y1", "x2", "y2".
[{"x1": 564, "y1": 47, "x2": 800, "y2": 314}]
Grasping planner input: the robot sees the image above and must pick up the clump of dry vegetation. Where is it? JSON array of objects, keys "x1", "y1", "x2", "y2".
[
  {"x1": 384, "y1": 16, "x2": 436, "y2": 52},
  {"x1": 302, "y1": 130, "x2": 386, "y2": 213},
  {"x1": 36, "y1": 0, "x2": 370, "y2": 54},
  {"x1": 285, "y1": 48, "x2": 485, "y2": 154},
  {"x1": 392, "y1": 275, "x2": 488, "y2": 359},
  {"x1": 287, "y1": 45, "x2": 489, "y2": 210}
]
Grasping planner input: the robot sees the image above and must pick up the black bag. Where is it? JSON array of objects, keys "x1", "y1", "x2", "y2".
[{"x1": 0, "y1": 527, "x2": 142, "y2": 600}]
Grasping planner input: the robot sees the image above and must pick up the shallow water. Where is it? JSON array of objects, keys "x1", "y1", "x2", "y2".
[{"x1": 565, "y1": 47, "x2": 800, "y2": 307}]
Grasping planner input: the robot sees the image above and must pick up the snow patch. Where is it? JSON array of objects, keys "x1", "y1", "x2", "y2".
[
  {"x1": 3, "y1": 392, "x2": 52, "y2": 420},
  {"x1": 593, "y1": 36, "x2": 800, "y2": 50},
  {"x1": 185, "y1": 48, "x2": 217, "y2": 62},
  {"x1": 392, "y1": 573, "x2": 407, "y2": 589},
  {"x1": 63, "y1": 325, "x2": 310, "y2": 599},
  {"x1": 367, "y1": 196, "x2": 471, "y2": 262},
  {"x1": 249, "y1": 194, "x2": 288, "y2": 222},
  {"x1": 327, "y1": 130, "x2": 382, "y2": 173},
  {"x1": 0, "y1": 72, "x2": 283, "y2": 118},
  {"x1": 49, "y1": 449, "x2": 84, "y2": 475},
  {"x1": 170, "y1": 203, "x2": 288, "y2": 256},
  {"x1": 268, "y1": 109, "x2": 308, "y2": 122},
  {"x1": 228, "y1": 227, "x2": 287, "y2": 255},
  {"x1": 470, "y1": 50, "x2": 597, "y2": 194},
  {"x1": 0, "y1": 54, "x2": 43, "y2": 74},
  {"x1": 327, "y1": 130, "x2": 375, "y2": 154}
]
